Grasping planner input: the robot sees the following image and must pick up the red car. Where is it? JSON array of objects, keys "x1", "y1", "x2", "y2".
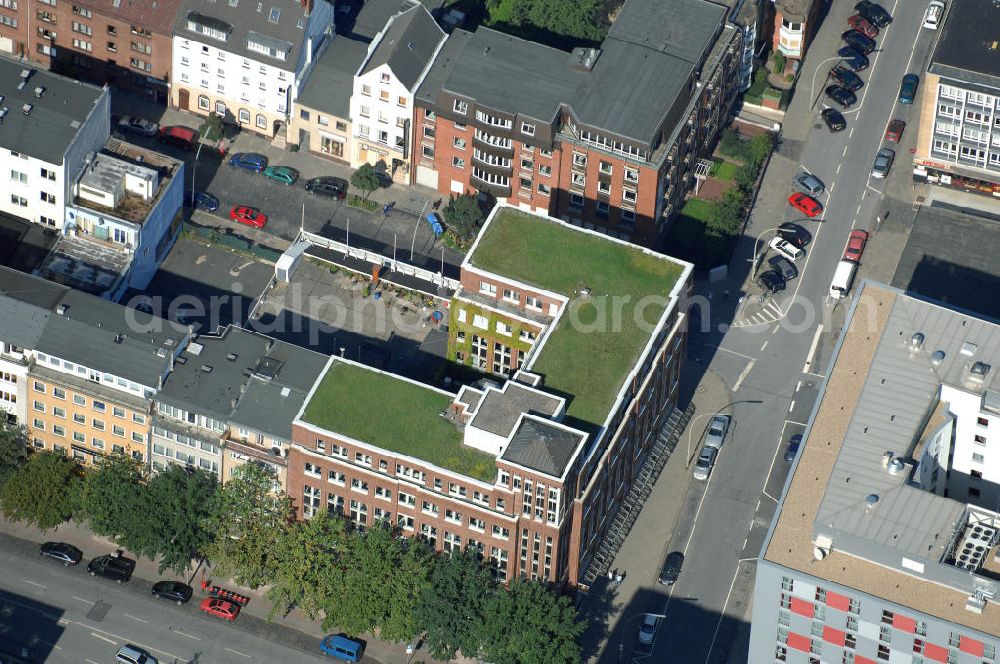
[
  {"x1": 843, "y1": 229, "x2": 869, "y2": 262},
  {"x1": 788, "y1": 193, "x2": 823, "y2": 218},
  {"x1": 884, "y1": 119, "x2": 906, "y2": 143},
  {"x1": 200, "y1": 597, "x2": 240, "y2": 621},
  {"x1": 229, "y1": 205, "x2": 267, "y2": 228},
  {"x1": 847, "y1": 14, "x2": 878, "y2": 38}
]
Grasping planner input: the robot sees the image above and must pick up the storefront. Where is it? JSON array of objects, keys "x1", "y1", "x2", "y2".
[{"x1": 912, "y1": 158, "x2": 1000, "y2": 198}]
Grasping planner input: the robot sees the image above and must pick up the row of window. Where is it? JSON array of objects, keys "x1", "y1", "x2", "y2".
[{"x1": 31, "y1": 415, "x2": 142, "y2": 443}]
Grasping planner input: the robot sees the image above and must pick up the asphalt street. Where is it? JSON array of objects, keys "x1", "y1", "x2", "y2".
[
  {"x1": 633, "y1": 0, "x2": 938, "y2": 661},
  {"x1": 0, "y1": 532, "x2": 337, "y2": 664}
]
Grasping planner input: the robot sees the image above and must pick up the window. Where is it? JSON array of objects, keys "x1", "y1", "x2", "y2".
[
  {"x1": 521, "y1": 121, "x2": 535, "y2": 136},
  {"x1": 973, "y1": 453, "x2": 985, "y2": 464},
  {"x1": 573, "y1": 152, "x2": 587, "y2": 167},
  {"x1": 32, "y1": 400, "x2": 44, "y2": 412},
  {"x1": 502, "y1": 289, "x2": 519, "y2": 303},
  {"x1": 538, "y1": 164, "x2": 552, "y2": 177},
  {"x1": 351, "y1": 478, "x2": 369, "y2": 493},
  {"x1": 570, "y1": 193, "x2": 584, "y2": 208},
  {"x1": 10, "y1": 170, "x2": 26, "y2": 184},
  {"x1": 571, "y1": 172, "x2": 585, "y2": 187},
  {"x1": 479, "y1": 281, "x2": 497, "y2": 296},
  {"x1": 52, "y1": 406, "x2": 65, "y2": 418},
  {"x1": 453, "y1": 137, "x2": 466, "y2": 149},
  {"x1": 453, "y1": 99, "x2": 468, "y2": 114},
  {"x1": 379, "y1": 90, "x2": 389, "y2": 102},
  {"x1": 452, "y1": 156, "x2": 465, "y2": 168},
  {"x1": 979, "y1": 417, "x2": 990, "y2": 427}
]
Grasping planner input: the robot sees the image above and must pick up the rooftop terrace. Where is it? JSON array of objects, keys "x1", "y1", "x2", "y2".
[
  {"x1": 467, "y1": 208, "x2": 684, "y2": 431},
  {"x1": 300, "y1": 360, "x2": 497, "y2": 483}
]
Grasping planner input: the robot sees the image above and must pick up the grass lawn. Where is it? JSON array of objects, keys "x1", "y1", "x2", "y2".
[
  {"x1": 469, "y1": 209, "x2": 683, "y2": 430},
  {"x1": 301, "y1": 362, "x2": 496, "y2": 482},
  {"x1": 678, "y1": 198, "x2": 714, "y2": 223},
  {"x1": 710, "y1": 161, "x2": 739, "y2": 181},
  {"x1": 663, "y1": 206, "x2": 733, "y2": 270}
]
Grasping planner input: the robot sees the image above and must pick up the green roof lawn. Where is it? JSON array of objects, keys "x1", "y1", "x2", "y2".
[
  {"x1": 470, "y1": 209, "x2": 683, "y2": 430},
  {"x1": 301, "y1": 362, "x2": 496, "y2": 483}
]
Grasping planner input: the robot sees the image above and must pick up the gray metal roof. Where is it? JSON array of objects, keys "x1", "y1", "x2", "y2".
[
  {"x1": 297, "y1": 36, "x2": 371, "y2": 117},
  {"x1": 0, "y1": 266, "x2": 69, "y2": 310},
  {"x1": 501, "y1": 416, "x2": 583, "y2": 478},
  {"x1": 359, "y1": 4, "x2": 445, "y2": 91},
  {"x1": 0, "y1": 297, "x2": 49, "y2": 349},
  {"x1": 606, "y1": 0, "x2": 725, "y2": 63},
  {"x1": 174, "y1": 0, "x2": 324, "y2": 69},
  {"x1": 353, "y1": 0, "x2": 416, "y2": 41},
  {"x1": 0, "y1": 60, "x2": 106, "y2": 164},
  {"x1": 230, "y1": 379, "x2": 308, "y2": 441},
  {"x1": 468, "y1": 382, "x2": 562, "y2": 438},
  {"x1": 817, "y1": 288, "x2": 1000, "y2": 559},
  {"x1": 929, "y1": 0, "x2": 1000, "y2": 88},
  {"x1": 414, "y1": 28, "x2": 472, "y2": 104}
]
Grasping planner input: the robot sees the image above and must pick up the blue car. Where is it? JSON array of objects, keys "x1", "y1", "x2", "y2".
[
  {"x1": 837, "y1": 46, "x2": 869, "y2": 72},
  {"x1": 320, "y1": 635, "x2": 363, "y2": 661},
  {"x1": 898, "y1": 74, "x2": 919, "y2": 104},
  {"x1": 193, "y1": 191, "x2": 219, "y2": 211},
  {"x1": 229, "y1": 152, "x2": 268, "y2": 172}
]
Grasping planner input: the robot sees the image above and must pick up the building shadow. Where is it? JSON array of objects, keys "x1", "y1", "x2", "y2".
[{"x1": 0, "y1": 588, "x2": 66, "y2": 662}]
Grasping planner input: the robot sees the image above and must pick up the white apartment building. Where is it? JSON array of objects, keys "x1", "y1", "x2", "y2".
[
  {"x1": 349, "y1": 4, "x2": 444, "y2": 181},
  {"x1": 0, "y1": 301, "x2": 48, "y2": 427},
  {"x1": 0, "y1": 61, "x2": 109, "y2": 230},
  {"x1": 942, "y1": 380, "x2": 1000, "y2": 505},
  {"x1": 171, "y1": 0, "x2": 335, "y2": 138}
]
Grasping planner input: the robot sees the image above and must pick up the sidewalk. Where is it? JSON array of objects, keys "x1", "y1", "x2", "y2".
[
  {"x1": 0, "y1": 517, "x2": 443, "y2": 664},
  {"x1": 578, "y1": 367, "x2": 731, "y2": 663}
]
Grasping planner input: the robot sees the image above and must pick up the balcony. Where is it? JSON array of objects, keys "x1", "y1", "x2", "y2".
[
  {"x1": 470, "y1": 172, "x2": 511, "y2": 199},
  {"x1": 473, "y1": 129, "x2": 514, "y2": 155}
]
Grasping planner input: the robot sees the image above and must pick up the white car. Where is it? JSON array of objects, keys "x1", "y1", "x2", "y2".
[
  {"x1": 693, "y1": 445, "x2": 718, "y2": 481},
  {"x1": 769, "y1": 237, "x2": 805, "y2": 262},
  {"x1": 704, "y1": 414, "x2": 730, "y2": 449},
  {"x1": 923, "y1": 0, "x2": 944, "y2": 29},
  {"x1": 116, "y1": 115, "x2": 159, "y2": 137},
  {"x1": 638, "y1": 614, "x2": 660, "y2": 645}
]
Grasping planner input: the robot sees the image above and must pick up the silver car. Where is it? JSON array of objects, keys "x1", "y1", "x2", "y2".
[
  {"x1": 794, "y1": 172, "x2": 825, "y2": 196},
  {"x1": 116, "y1": 115, "x2": 159, "y2": 137},
  {"x1": 693, "y1": 445, "x2": 718, "y2": 481},
  {"x1": 637, "y1": 614, "x2": 660, "y2": 645},
  {"x1": 704, "y1": 414, "x2": 730, "y2": 449},
  {"x1": 871, "y1": 147, "x2": 895, "y2": 179}
]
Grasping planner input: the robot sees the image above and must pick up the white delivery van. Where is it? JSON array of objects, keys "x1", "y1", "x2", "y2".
[{"x1": 829, "y1": 259, "x2": 859, "y2": 299}]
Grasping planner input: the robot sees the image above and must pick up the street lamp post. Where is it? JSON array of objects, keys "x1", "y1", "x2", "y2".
[
  {"x1": 190, "y1": 139, "x2": 204, "y2": 207},
  {"x1": 618, "y1": 612, "x2": 667, "y2": 664},
  {"x1": 809, "y1": 56, "x2": 848, "y2": 109},
  {"x1": 687, "y1": 399, "x2": 764, "y2": 467},
  {"x1": 749, "y1": 226, "x2": 782, "y2": 280}
]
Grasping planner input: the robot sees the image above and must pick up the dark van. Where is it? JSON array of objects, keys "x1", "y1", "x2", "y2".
[
  {"x1": 320, "y1": 635, "x2": 363, "y2": 662},
  {"x1": 159, "y1": 125, "x2": 199, "y2": 151}
]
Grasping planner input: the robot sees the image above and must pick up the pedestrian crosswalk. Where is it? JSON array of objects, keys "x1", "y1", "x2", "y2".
[{"x1": 731, "y1": 299, "x2": 784, "y2": 328}]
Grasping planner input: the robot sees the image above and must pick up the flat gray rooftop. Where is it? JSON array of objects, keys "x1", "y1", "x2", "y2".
[
  {"x1": 929, "y1": 0, "x2": 1000, "y2": 90},
  {"x1": 297, "y1": 37, "x2": 370, "y2": 118},
  {"x1": 500, "y1": 417, "x2": 584, "y2": 478}
]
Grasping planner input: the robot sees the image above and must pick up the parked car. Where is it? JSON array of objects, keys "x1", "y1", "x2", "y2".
[
  {"x1": 825, "y1": 85, "x2": 857, "y2": 109},
  {"x1": 856, "y1": 0, "x2": 892, "y2": 27},
  {"x1": 830, "y1": 66, "x2": 864, "y2": 92},
  {"x1": 658, "y1": 551, "x2": 684, "y2": 586},
  {"x1": 784, "y1": 434, "x2": 803, "y2": 462},
  {"x1": 871, "y1": 147, "x2": 895, "y2": 179},
  {"x1": 843, "y1": 229, "x2": 869, "y2": 262},
  {"x1": 193, "y1": 191, "x2": 219, "y2": 212},
  {"x1": 693, "y1": 445, "x2": 719, "y2": 481},
  {"x1": 758, "y1": 270, "x2": 786, "y2": 294},
  {"x1": 116, "y1": 115, "x2": 159, "y2": 137},
  {"x1": 320, "y1": 635, "x2": 364, "y2": 661},
  {"x1": 116, "y1": 644, "x2": 158, "y2": 664},
  {"x1": 230, "y1": 205, "x2": 267, "y2": 228},
  {"x1": 769, "y1": 255, "x2": 799, "y2": 281},
  {"x1": 200, "y1": 597, "x2": 240, "y2": 621},
  {"x1": 88, "y1": 552, "x2": 135, "y2": 583},
  {"x1": 638, "y1": 614, "x2": 660, "y2": 645},
  {"x1": 777, "y1": 222, "x2": 812, "y2": 247},
  {"x1": 884, "y1": 119, "x2": 906, "y2": 143},
  {"x1": 794, "y1": 172, "x2": 825, "y2": 196},
  {"x1": 821, "y1": 108, "x2": 847, "y2": 132},
  {"x1": 151, "y1": 581, "x2": 193, "y2": 605},
  {"x1": 158, "y1": 125, "x2": 198, "y2": 151},
  {"x1": 923, "y1": 0, "x2": 945, "y2": 29},
  {"x1": 837, "y1": 46, "x2": 869, "y2": 72},
  {"x1": 841, "y1": 30, "x2": 876, "y2": 55},
  {"x1": 39, "y1": 541, "x2": 82, "y2": 566},
  {"x1": 898, "y1": 74, "x2": 919, "y2": 104},
  {"x1": 262, "y1": 165, "x2": 299, "y2": 185},
  {"x1": 769, "y1": 237, "x2": 805, "y2": 262},
  {"x1": 704, "y1": 414, "x2": 731, "y2": 449},
  {"x1": 788, "y1": 192, "x2": 823, "y2": 218},
  {"x1": 229, "y1": 152, "x2": 268, "y2": 172},
  {"x1": 847, "y1": 14, "x2": 878, "y2": 38},
  {"x1": 305, "y1": 175, "x2": 348, "y2": 199}
]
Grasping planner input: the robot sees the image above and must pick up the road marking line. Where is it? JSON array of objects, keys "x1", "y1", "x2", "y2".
[
  {"x1": 836, "y1": 163, "x2": 842, "y2": 174},
  {"x1": 90, "y1": 632, "x2": 117, "y2": 645},
  {"x1": 789, "y1": 400, "x2": 796, "y2": 412},
  {"x1": 856, "y1": 204, "x2": 862, "y2": 215},
  {"x1": 842, "y1": 146, "x2": 848, "y2": 157},
  {"x1": 732, "y1": 360, "x2": 755, "y2": 392},
  {"x1": 124, "y1": 613, "x2": 147, "y2": 623},
  {"x1": 226, "y1": 648, "x2": 252, "y2": 658},
  {"x1": 767, "y1": 302, "x2": 783, "y2": 316},
  {"x1": 742, "y1": 537, "x2": 749, "y2": 549},
  {"x1": 848, "y1": 127, "x2": 854, "y2": 138},
  {"x1": 703, "y1": 560, "x2": 753, "y2": 664},
  {"x1": 763, "y1": 491, "x2": 779, "y2": 503},
  {"x1": 175, "y1": 631, "x2": 201, "y2": 641},
  {"x1": 829, "y1": 181, "x2": 836, "y2": 193},
  {"x1": 760, "y1": 340, "x2": 769, "y2": 351},
  {"x1": 804, "y1": 371, "x2": 826, "y2": 379},
  {"x1": 21, "y1": 579, "x2": 46, "y2": 590},
  {"x1": 702, "y1": 344, "x2": 756, "y2": 361},
  {"x1": 72, "y1": 596, "x2": 95, "y2": 605},
  {"x1": 87, "y1": 659, "x2": 101, "y2": 664},
  {"x1": 802, "y1": 324, "x2": 824, "y2": 373},
  {"x1": 786, "y1": 420, "x2": 809, "y2": 427},
  {"x1": 752, "y1": 314, "x2": 766, "y2": 324},
  {"x1": 771, "y1": 325, "x2": 780, "y2": 335},
  {"x1": 795, "y1": 380, "x2": 802, "y2": 392}
]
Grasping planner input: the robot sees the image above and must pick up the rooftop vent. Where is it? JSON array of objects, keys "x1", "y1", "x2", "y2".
[
  {"x1": 888, "y1": 457, "x2": 905, "y2": 475},
  {"x1": 226, "y1": 352, "x2": 238, "y2": 361},
  {"x1": 156, "y1": 348, "x2": 166, "y2": 357},
  {"x1": 56, "y1": 304, "x2": 67, "y2": 315},
  {"x1": 568, "y1": 47, "x2": 601, "y2": 72},
  {"x1": 882, "y1": 450, "x2": 894, "y2": 468},
  {"x1": 971, "y1": 362, "x2": 992, "y2": 378},
  {"x1": 962, "y1": 341, "x2": 978, "y2": 357},
  {"x1": 175, "y1": 355, "x2": 187, "y2": 365},
  {"x1": 199, "y1": 364, "x2": 213, "y2": 373},
  {"x1": 187, "y1": 342, "x2": 203, "y2": 356},
  {"x1": 280, "y1": 386, "x2": 291, "y2": 397},
  {"x1": 0, "y1": 107, "x2": 7, "y2": 123},
  {"x1": 15, "y1": 81, "x2": 24, "y2": 91},
  {"x1": 33, "y1": 86, "x2": 44, "y2": 98},
  {"x1": 114, "y1": 333, "x2": 126, "y2": 344},
  {"x1": 21, "y1": 103, "x2": 32, "y2": 115},
  {"x1": 931, "y1": 350, "x2": 946, "y2": 366},
  {"x1": 865, "y1": 494, "x2": 880, "y2": 512},
  {"x1": 19, "y1": 68, "x2": 32, "y2": 80},
  {"x1": 910, "y1": 332, "x2": 925, "y2": 351}
]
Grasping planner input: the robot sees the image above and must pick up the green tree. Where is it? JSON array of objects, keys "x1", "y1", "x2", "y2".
[
  {"x1": 267, "y1": 510, "x2": 350, "y2": 620},
  {"x1": 0, "y1": 420, "x2": 27, "y2": 483},
  {"x1": 199, "y1": 112, "x2": 225, "y2": 141},
  {"x1": 138, "y1": 465, "x2": 218, "y2": 574},
  {"x1": 416, "y1": 547, "x2": 494, "y2": 659},
  {"x1": 707, "y1": 187, "x2": 744, "y2": 237},
  {"x1": 206, "y1": 462, "x2": 292, "y2": 588},
  {"x1": 442, "y1": 193, "x2": 485, "y2": 245},
  {"x1": 80, "y1": 454, "x2": 146, "y2": 542},
  {"x1": 481, "y1": 578, "x2": 584, "y2": 664},
  {"x1": 487, "y1": 0, "x2": 604, "y2": 45},
  {"x1": 719, "y1": 128, "x2": 743, "y2": 158},
  {"x1": 350, "y1": 163, "x2": 381, "y2": 200},
  {"x1": 380, "y1": 535, "x2": 434, "y2": 643},
  {"x1": 0, "y1": 452, "x2": 82, "y2": 530},
  {"x1": 734, "y1": 163, "x2": 758, "y2": 192},
  {"x1": 747, "y1": 132, "x2": 776, "y2": 168}
]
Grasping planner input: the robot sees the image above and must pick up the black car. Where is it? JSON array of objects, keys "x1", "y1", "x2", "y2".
[
  {"x1": 39, "y1": 541, "x2": 83, "y2": 566},
  {"x1": 855, "y1": 0, "x2": 892, "y2": 27},
  {"x1": 777, "y1": 222, "x2": 812, "y2": 248},
  {"x1": 784, "y1": 434, "x2": 803, "y2": 462},
  {"x1": 87, "y1": 552, "x2": 135, "y2": 583},
  {"x1": 841, "y1": 30, "x2": 876, "y2": 55},
  {"x1": 758, "y1": 270, "x2": 786, "y2": 294},
  {"x1": 193, "y1": 191, "x2": 219, "y2": 212},
  {"x1": 837, "y1": 46, "x2": 869, "y2": 72},
  {"x1": 305, "y1": 175, "x2": 348, "y2": 199},
  {"x1": 152, "y1": 580, "x2": 193, "y2": 605},
  {"x1": 825, "y1": 85, "x2": 857, "y2": 109},
  {"x1": 658, "y1": 551, "x2": 684, "y2": 586},
  {"x1": 830, "y1": 66, "x2": 863, "y2": 92},
  {"x1": 768, "y1": 255, "x2": 799, "y2": 280},
  {"x1": 821, "y1": 108, "x2": 847, "y2": 132}
]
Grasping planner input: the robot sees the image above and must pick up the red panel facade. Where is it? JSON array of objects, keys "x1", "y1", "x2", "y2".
[
  {"x1": 960, "y1": 636, "x2": 985, "y2": 657},
  {"x1": 825, "y1": 590, "x2": 851, "y2": 612},
  {"x1": 891, "y1": 614, "x2": 916, "y2": 633},
  {"x1": 822, "y1": 626, "x2": 846, "y2": 647},
  {"x1": 786, "y1": 632, "x2": 810, "y2": 652},
  {"x1": 923, "y1": 643, "x2": 949, "y2": 663},
  {"x1": 790, "y1": 596, "x2": 813, "y2": 618}
]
